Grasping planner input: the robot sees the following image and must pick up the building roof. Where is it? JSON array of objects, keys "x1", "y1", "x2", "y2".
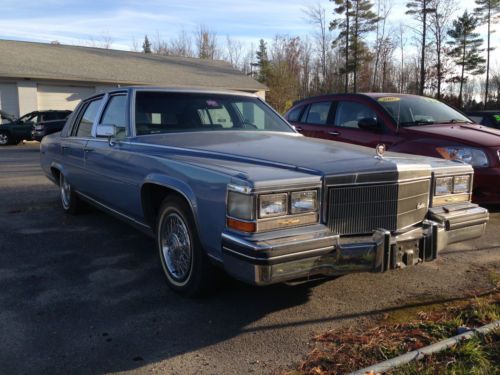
[{"x1": 0, "y1": 39, "x2": 266, "y2": 92}]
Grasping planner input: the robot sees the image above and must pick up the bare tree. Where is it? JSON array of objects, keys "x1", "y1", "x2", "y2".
[
  {"x1": 304, "y1": 3, "x2": 331, "y2": 90},
  {"x1": 406, "y1": 0, "x2": 437, "y2": 95},
  {"x1": 195, "y1": 25, "x2": 220, "y2": 59},
  {"x1": 429, "y1": 0, "x2": 456, "y2": 99},
  {"x1": 169, "y1": 29, "x2": 194, "y2": 57},
  {"x1": 130, "y1": 38, "x2": 140, "y2": 52},
  {"x1": 371, "y1": 0, "x2": 392, "y2": 91},
  {"x1": 225, "y1": 36, "x2": 244, "y2": 68}
]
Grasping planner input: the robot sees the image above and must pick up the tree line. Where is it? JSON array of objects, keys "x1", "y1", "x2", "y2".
[{"x1": 136, "y1": 0, "x2": 500, "y2": 113}]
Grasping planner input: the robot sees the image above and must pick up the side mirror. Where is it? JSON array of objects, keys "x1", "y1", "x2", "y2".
[
  {"x1": 96, "y1": 124, "x2": 117, "y2": 138},
  {"x1": 358, "y1": 117, "x2": 381, "y2": 132},
  {"x1": 96, "y1": 124, "x2": 118, "y2": 146}
]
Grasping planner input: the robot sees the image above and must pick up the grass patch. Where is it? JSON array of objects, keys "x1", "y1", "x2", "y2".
[
  {"x1": 390, "y1": 329, "x2": 499, "y2": 375},
  {"x1": 284, "y1": 291, "x2": 499, "y2": 375}
]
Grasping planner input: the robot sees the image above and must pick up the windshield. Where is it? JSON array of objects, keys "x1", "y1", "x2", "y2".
[
  {"x1": 135, "y1": 92, "x2": 294, "y2": 135},
  {"x1": 377, "y1": 96, "x2": 473, "y2": 127}
]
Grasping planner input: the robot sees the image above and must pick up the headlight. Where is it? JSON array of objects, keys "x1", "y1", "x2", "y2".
[
  {"x1": 433, "y1": 174, "x2": 472, "y2": 206},
  {"x1": 291, "y1": 190, "x2": 317, "y2": 214},
  {"x1": 452, "y1": 175, "x2": 471, "y2": 193},
  {"x1": 436, "y1": 147, "x2": 489, "y2": 167},
  {"x1": 259, "y1": 193, "x2": 287, "y2": 218},
  {"x1": 227, "y1": 191, "x2": 255, "y2": 220},
  {"x1": 435, "y1": 176, "x2": 453, "y2": 195},
  {"x1": 435, "y1": 175, "x2": 471, "y2": 196}
]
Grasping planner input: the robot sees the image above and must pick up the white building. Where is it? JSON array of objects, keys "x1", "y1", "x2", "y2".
[{"x1": 0, "y1": 39, "x2": 267, "y2": 117}]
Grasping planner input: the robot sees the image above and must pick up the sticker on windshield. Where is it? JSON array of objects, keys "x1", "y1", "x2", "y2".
[
  {"x1": 206, "y1": 100, "x2": 219, "y2": 107},
  {"x1": 494, "y1": 114, "x2": 500, "y2": 122},
  {"x1": 378, "y1": 97, "x2": 400, "y2": 102}
]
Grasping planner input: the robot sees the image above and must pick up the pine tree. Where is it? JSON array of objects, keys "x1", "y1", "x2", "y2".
[
  {"x1": 447, "y1": 11, "x2": 486, "y2": 107},
  {"x1": 406, "y1": 0, "x2": 437, "y2": 96},
  {"x1": 330, "y1": 0, "x2": 379, "y2": 93},
  {"x1": 142, "y1": 35, "x2": 152, "y2": 54},
  {"x1": 330, "y1": 0, "x2": 353, "y2": 93},
  {"x1": 474, "y1": 0, "x2": 500, "y2": 108},
  {"x1": 255, "y1": 39, "x2": 270, "y2": 83}
]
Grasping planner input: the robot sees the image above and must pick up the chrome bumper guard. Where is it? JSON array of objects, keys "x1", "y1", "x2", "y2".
[{"x1": 221, "y1": 203, "x2": 488, "y2": 286}]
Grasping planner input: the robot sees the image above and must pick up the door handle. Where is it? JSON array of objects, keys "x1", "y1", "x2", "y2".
[
  {"x1": 294, "y1": 126, "x2": 303, "y2": 132},
  {"x1": 328, "y1": 131, "x2": 340, "y2": 136}
]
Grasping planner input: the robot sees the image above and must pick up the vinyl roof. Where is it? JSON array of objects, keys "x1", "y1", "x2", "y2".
[{"x1": 0, "y1": 39, "x2": 266, "y2": 92}]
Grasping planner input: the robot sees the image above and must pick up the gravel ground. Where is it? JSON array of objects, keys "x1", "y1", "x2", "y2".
[{"x1": 0, "y1": 143, "x2": 499, "y2": 375}]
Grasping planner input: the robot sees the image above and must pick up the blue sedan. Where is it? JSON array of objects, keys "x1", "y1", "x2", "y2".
[{"x1": 40, "y1": 87, "x2": 489, "y2": 296}]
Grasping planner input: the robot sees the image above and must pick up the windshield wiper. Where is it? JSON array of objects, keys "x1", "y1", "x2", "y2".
[
  {"x1": 441, "y1": 119, "x2": 472, "y2": 124},
  {"x1": 400, "y1": 120, "x2": 434, "y2": 126}
]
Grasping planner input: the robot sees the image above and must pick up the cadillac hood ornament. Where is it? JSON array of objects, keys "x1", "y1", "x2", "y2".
[{"x1": 375, "y1": 143, "x2": 386, "y2": 159}]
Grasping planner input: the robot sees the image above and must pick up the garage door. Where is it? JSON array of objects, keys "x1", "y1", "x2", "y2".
[
  {"x1": 0, "y1": 83, "x2": 19, "y2": 117},
  {"x1": 37, "y1": 85, "x2": 96, "y2": 110}
]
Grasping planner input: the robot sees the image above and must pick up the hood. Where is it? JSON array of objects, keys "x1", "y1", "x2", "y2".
[
  {"x1": 406, "y1": 123, "x2": 500, "y2": 147},
  {"x1": 133, "y1": 131, "x2": 461, "y2": 182},
  {"x1": 0, "y1": 110, "x2": 16, "y2": 124}
]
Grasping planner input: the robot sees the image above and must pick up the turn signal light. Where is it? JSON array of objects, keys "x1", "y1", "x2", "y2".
[{"x1": 227, "y1": 218, "x2": 256, "y2": 233}]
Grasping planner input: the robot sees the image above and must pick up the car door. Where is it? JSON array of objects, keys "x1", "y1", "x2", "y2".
[
  {"x1": 12, "y1": 113, "x2": 38, "y2": 140},
  {"x1": 60, "y1": 97, "x2": 103, "y2": 192},
  {"x1": 83, "y1": 93, "x2": 142, "y2": 217},
  {"x1": 322, "y1": 99, "x2": 387, "y2": 148},
  {"x1": 292, "y1": 101, "x2": 335, "y2": 139}
]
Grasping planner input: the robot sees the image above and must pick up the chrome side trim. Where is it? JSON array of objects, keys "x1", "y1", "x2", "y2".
[{"x1": 76, "y1": 191, "x2": 151, "y2": 231}]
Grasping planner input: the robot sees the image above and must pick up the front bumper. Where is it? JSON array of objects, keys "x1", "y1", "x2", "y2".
[
  {"x1": 221, "y1": 203, "x2": 489, "y2": 286},
  {"x1": 31, "y1": 130, "x2": 45, "y2": 142}
]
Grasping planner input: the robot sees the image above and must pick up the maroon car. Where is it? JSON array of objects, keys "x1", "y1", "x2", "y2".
[{"x1": 285, "y1": 93, "x2": 500, "y2": 204}]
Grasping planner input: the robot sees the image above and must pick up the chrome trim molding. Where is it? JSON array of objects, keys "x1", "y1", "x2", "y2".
[{"x1": 77, "y1": 191, "x2": 151, "y2": 230}]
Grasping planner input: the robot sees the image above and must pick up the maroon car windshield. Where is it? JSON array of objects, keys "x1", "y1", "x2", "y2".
[{"x1": 376, "y1": 96, "x2": 473, "y2": 127}]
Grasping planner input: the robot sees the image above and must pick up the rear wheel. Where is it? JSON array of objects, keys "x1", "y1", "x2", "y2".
[
  {"x1": 59, "y1": 173, "x2": 81, "y2": 214},
  {"x1": 157, "y1": 196, "x2": 215, "y2": 296}
]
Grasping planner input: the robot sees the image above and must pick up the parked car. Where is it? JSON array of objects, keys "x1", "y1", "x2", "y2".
[
  {"x1": 466, "y1": 110, "x2": 500, "y2": 129},
  {"x1": 285, "y1": 93, "x2": 500, "y2": 205},
  {"x1": 0, "y1": 110, "x2": 71, "y2": 145},
  {"x1": 31, "y1": 115, "x2": 72, "y2": 142},
  {"x1": 40, "y1": 88, "x2": 488, "y2": 295}
]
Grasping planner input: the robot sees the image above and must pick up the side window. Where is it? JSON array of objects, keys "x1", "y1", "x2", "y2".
[
  {"x1": 334, "y1": 101, "x2": 377, "y2": 129},
  {"x1": 305, "y1": 102, "x2": 331, "y2": 125},
  {"x1": 42, "y1": 113, "x2": 57, "y2": 121},
  {"x1": 100, "y1": 95, "x2": 128, "y2": 137},
  {"x1": 287, "y1": 105, "x2": 304, "y2": 122},
  {"x1": 73, "y1": 98, "x2": 103, "y2": 138}
]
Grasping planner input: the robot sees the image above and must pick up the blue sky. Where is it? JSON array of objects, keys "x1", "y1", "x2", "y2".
[{"x1": 0, "y1": 0, "x2": 497, "y2": 56}]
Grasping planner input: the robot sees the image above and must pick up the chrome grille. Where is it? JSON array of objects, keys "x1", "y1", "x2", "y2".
[{"x1": 328, "y1": 180, "x2": 430, "y2": 235}]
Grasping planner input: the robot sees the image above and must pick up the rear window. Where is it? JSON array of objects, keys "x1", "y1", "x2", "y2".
[{"x1": 134, "y1": 92, "x2": 293, "y2": 135}]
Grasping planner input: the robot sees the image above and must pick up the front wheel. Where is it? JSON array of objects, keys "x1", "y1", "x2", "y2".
[
  {"x1": 59, "y1": 173, "x2": 81, "y2": 214},
  {"x1": 157, "y1": 197, "x2": 215, "y2": 296},
  {"x1": 0, "y1": 131, "x2": 12, "y2": 146}
]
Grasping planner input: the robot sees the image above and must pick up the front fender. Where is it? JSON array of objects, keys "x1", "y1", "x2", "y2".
[{"x1": 142, "y1": 172, "x2": 199, "y2": 219}]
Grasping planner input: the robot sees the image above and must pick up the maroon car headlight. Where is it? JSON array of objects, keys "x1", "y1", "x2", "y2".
[{"x1": 436, "y1": 147, "x2": 489, "y2": 167}]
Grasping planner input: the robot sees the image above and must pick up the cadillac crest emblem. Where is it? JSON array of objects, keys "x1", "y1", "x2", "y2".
[{"x1": 375, "y1": 143, "x2": 386, "y2": 159}]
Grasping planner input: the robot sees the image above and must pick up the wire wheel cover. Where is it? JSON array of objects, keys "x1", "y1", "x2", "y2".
[{"x1": 161, "y1": 212, "x2": 192, "y2": 281}]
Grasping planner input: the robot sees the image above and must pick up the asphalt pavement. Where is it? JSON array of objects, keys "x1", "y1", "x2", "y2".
[{"x1": 0, "y1": 143, "x2": 499, "y2": 375}]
